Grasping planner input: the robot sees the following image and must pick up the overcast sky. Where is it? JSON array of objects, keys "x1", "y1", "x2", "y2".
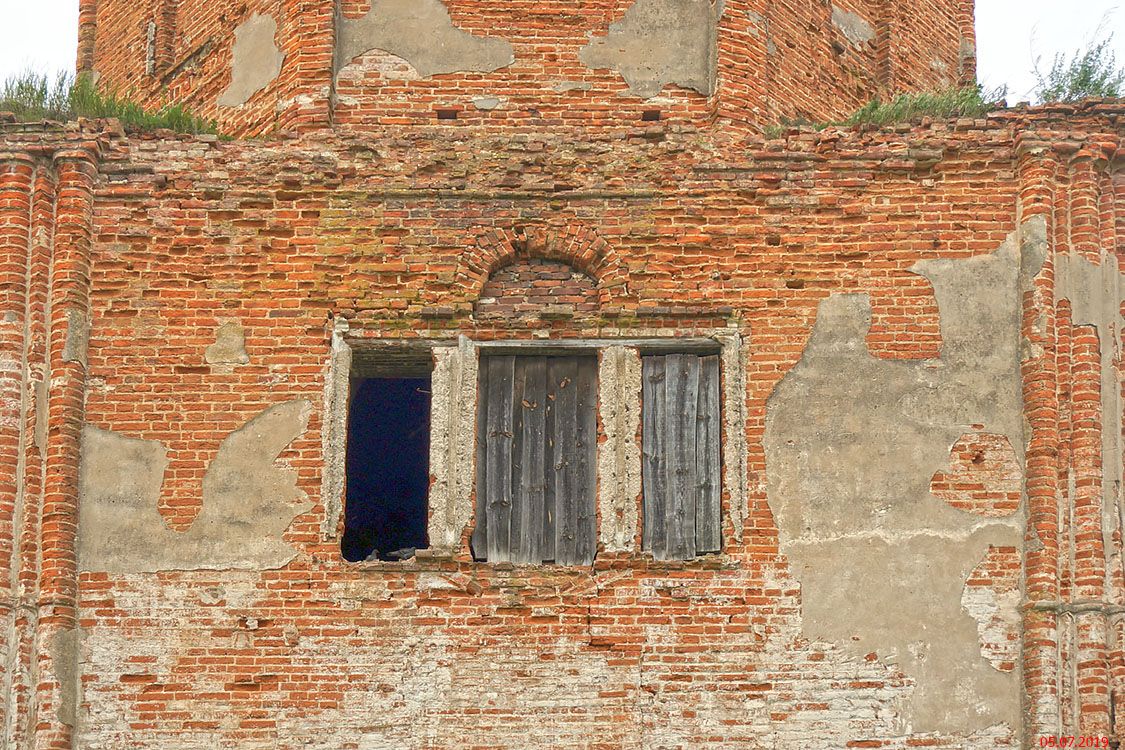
[{"x1": 0, "y1": 0, "x2": 1122, "y2": 103}]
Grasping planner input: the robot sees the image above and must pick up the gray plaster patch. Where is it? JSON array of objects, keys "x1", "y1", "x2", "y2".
[
  {"x1": 550, "y1": 80, "x2": 593, "y2": 93},
  {"x1": 597, "y1": 346, "x2": 641, "y2": 552},
  {"x1": 427, "y1": 338, "x2": 478, "y2": 552},
  {"x1": 336, "y1": 0, "x2": 515, "y2": 77},
  {"x1": 764, "y1": 222, "x2": 1041, "y2": 733},
  {"x1": 62, "y1": 308, "x2": 89, "y2": 366},
  {"x1": 578, "y1": 0, "x2": 719, "y2": 98},
  {"x1": 49, "y1": 627, "x2": 82, "y2": 727},
  {"x1": 472, "y1": 96, "x2": 501, "y2": 111},
  {"x1": 79, "y1": 400, "x2": 313, "y2": 572},
  {"x1": 960, "y1": 36, "x2": 977, "y2": 67},
  {"x1": 830, "y1": 4, "x2": 875, "y2": 47},
  {"x1": 204, "y1": 321, "x2": 250, "y2": 367},
  {"x1": 218, "y1": 13, "x2": 285, "y2": 108}
]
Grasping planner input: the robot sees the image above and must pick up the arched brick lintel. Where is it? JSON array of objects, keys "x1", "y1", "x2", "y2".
[{"x1": 459, "y1": 225, "x2": 630, "y2": 306}]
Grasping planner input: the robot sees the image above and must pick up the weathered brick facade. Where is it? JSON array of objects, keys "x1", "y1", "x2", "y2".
[
  {"x1": 77, "y1": 0, "x2": 975, "y2": 136},
  {"x1": 0, "y1": 0, "x2": 1123, "y2": 748}
]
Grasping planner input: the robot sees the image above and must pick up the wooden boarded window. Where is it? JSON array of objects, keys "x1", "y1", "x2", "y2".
[
  {"x1": 642, "y1": 353, "x2": 721, "y2": 560},
  {"x1": 472, "y1": 355, "x2": 597, "y2": 565}
]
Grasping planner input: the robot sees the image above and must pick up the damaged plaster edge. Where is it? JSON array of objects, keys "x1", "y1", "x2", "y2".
[
  {"x1": 718, "y1": 332, "x2": 748, "y2": 542},
  {"x1": 427, "y1": 336, "x2": 478, "y2": 553},
  {"x1": 320, "y1": 319, "x2": 352, "y2": 538},
  {"x1": 597, "y1": 346, "x2": 641, "y2": 552}
]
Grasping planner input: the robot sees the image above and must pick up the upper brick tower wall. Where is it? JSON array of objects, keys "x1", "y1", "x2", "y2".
[{"x1": 77, "y1": 0, "x2": 976, "y2": 136}]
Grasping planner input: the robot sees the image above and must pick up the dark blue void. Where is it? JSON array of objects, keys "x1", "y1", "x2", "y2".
[{"x1": 342, "y1": 378, "x2": 431, "y2": 562}]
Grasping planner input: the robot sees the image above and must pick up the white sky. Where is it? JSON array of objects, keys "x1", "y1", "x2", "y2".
[{"x1": 0, "y1": 0, "x2": 1122, "y2": 103}]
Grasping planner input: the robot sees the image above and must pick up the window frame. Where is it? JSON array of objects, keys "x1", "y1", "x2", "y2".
[{"x1": 322, "y1": 328, "x2": 748, "y2": 567}]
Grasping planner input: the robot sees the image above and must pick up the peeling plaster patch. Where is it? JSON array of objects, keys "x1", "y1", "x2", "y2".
[
  {"x1": 765, "y1": 222, "x2": 1039, "y2": 733},
  {"x1": 79, "y1": 400, "x2": 313, "y2": 572},
  {"x1": 336, "y1": 0, "x2": 515, "y2": 77},
  {"x1": 62, "y1": 308, "x2": 90, "y2": 366},
  {"x1": 961, "y1": 545, "x2": 1021, "y2": 673},
  {"x1": 427, "y1": 338, "x2": 478, "y2": 552},
  {"x1": 204, "y1": 321, "x2": 250, "y2": 368},
  {"x1": 579, "y1": 0, "x2": 719, "y2": 98},
  {"x1": 830, "y1": 4, "x2": 875, "y2": 46},
  {"x1": 597, "y1": 346, "x2": 641, "y2": 552},
  {"x1": 218, "y1": 13, "x2": 285, "y2": 107}
]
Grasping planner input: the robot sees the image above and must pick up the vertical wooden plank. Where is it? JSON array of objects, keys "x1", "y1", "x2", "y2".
[
  {"x1": 511, "y1": 356, "x2": 547, "y2": 564},
  {"x1": 572, "y1": 357, "x2": 598, "y2": 565},
  {"x1": 509, "y1": 358, "x2": 527, "y2": 563},
  {"x1": 471, "y1": 358, "x2": 489, "y2": 560},
  {"x1": 695, "y1": 355, "x2": 722, "y2": 554},
  {"x1": 548, "y1": 357, "x2": 580, "y2": 564},
  {"x1": 642, "y1": 355, "x2": 667, "y2": 559},
  {"x1": 542, "y1": 360, "x2": 556, "y2": 562},
  {"x1": 484, "y1": 356, "x2": 515, "y2": 562},
  {"x1": 665, "y1": 353, "x2": 699, "y2": 561}
]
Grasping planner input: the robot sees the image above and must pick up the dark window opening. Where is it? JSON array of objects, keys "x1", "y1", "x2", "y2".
[
  {"x1": 342, "y1": 376, "x2": 431, "y2": 562},
  {"x1": 642, "y1": 353, "x2": 722, "y2": 561},
  {"x1": 471, "y1": 354, "x2": 598, "y2": 565}
]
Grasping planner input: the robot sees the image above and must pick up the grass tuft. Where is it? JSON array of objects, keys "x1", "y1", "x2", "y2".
[
  {"x1": 843, "y1": 86, "x2": 998, "y2": 127},
  {"x1": 763, "y1": 86, "x2": 1002, "y2": 137},
  {"x1": 1034, "y1": 31, "x2": 1125, "y2": 103},
  {"x1": 0, "y1": 70, "x2": 218, "y2": 135}
]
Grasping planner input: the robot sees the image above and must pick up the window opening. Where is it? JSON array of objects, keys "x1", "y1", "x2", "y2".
[
  {"x1": 342, "y1": 376, "x2": 431, "y2": 562},
  {"x1": 641, "y1": 353, "x2": 721, "y2": 560}
]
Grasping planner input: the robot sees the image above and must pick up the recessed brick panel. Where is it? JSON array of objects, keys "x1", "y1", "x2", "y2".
[{"x1": 475, "y1": 258, "x2": 600, "y2": 320}]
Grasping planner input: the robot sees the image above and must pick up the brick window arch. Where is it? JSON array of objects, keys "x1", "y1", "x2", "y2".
[{"x1": 457, "y1": 225, "x2": 631, "y2": 308}]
